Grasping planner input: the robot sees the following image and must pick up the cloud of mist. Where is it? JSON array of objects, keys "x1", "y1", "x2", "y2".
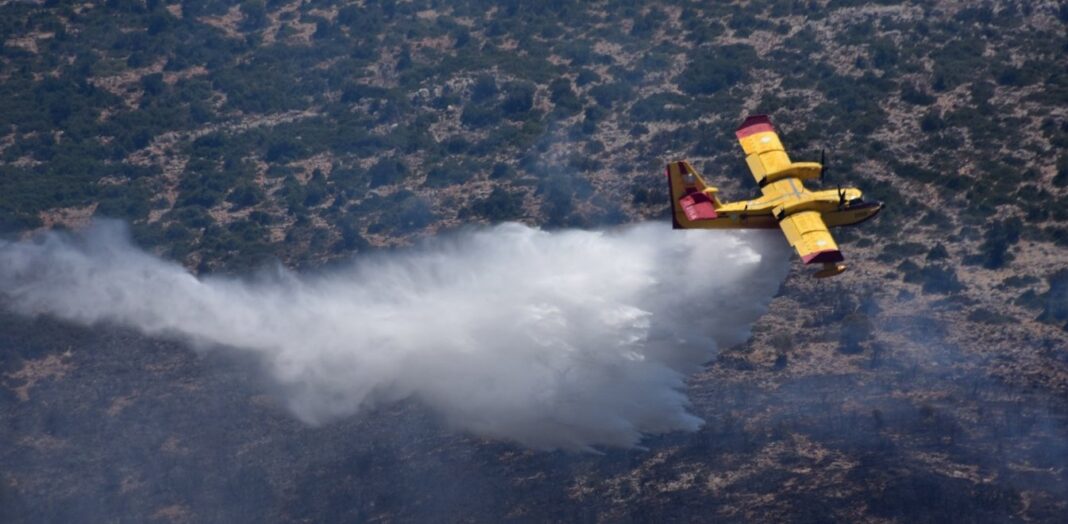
[{"x1": 0, "y1": 220, "x2": 788, "y2": 450}]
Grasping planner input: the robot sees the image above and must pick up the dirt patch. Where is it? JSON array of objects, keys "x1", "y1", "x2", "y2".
[
  {"x1": 151, "y1": 504, "x2": 192, "y2": 523},
  {"x1": 160, "y1": 436, "x2": 188, "y2": 454},
  {"x1": 163, "y1": 65, "x2": 208, "y2": 86},
  {"x1": 4, "y1": 350, "x2": 74, "y2": 402},
  {"x1": 35, "y1": 204, "x2": 98, "y2": 232},
  {"x1": 4, "y1": 31, "x2": 54, "y2": 54},
  {"x1": 198, "y1": 5, "x2": 244, "y2": 39},
  {"x1": 288, "y1": 151, "x2": 336, "y2": 183},
  {"x1": 89, "y1": 58, "x2": 167, "y2": 109},
  {"x1": 18, "y1": 433, "x2": 68, "y2": 452},
  {"x1": 107, "y1": 394, "x2": 137, "y2": 417}
]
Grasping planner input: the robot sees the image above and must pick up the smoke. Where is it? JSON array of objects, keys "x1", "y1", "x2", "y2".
[{"x1": 0, "y1": 220, "x2": 788, "y2": 450}]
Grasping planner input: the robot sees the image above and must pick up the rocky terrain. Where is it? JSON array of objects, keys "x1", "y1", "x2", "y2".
[{"x1": 1, "y1": 0, "x2": 1066, "y2": 522}]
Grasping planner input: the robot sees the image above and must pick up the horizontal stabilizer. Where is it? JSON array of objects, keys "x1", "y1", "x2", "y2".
[
  {"x1": 666, "y1": 160, "x2": 721, "y2": 229},
  {"x1": 679, "y1": 192, "x2": 717, "y2": 221}
]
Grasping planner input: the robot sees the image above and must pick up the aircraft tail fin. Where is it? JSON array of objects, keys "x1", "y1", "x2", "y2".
[{"x1": 666, "y1": 160, "x2": 721, "y2": 229}]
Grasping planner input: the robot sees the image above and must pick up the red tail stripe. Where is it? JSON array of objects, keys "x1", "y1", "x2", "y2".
[{"x1": 735, "y1": 115, "x2": 774, "y2": 138}]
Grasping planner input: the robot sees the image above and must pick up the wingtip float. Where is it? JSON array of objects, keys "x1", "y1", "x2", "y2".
[{"x1": 667, "y1": 114, "x2": 883, "y2": 279}]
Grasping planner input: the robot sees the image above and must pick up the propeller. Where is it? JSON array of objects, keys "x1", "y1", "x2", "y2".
[
  {"x1": 819, "y1": 148, "x2": 827, "y2": 184},
  {"x1": 823, "y1": 149, "x2": 851, "y2": 209}
]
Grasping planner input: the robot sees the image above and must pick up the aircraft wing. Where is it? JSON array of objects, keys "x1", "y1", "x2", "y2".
[
  {"x1": 777, "y1": 210, "x2": 844, "y2": 265},
  {"x1": 735, "y1": 115, "x2": 822, "y2": 190},
  {"x1": 735, "y1": 115, "x2": 792, "y2": 186}
]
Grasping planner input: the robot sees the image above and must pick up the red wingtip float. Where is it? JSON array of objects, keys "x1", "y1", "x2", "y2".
[{"x1": 667, "y1": 115, "x2": 883, "y2": 278}]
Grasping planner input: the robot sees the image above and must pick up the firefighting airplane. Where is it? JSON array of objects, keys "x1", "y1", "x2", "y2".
[{"x1": 667, "y1": 115, "x2": 883, "y2": 278}]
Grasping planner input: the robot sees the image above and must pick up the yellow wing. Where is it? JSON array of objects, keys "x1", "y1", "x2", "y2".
[
  {"x1": 736, "y1": 115, "x2": 791, "y2": 185},
  {"x1": 777, "y1": 210, "x2": 844, "y2": 265},
  {"x1": 735, "y1": 115, "x2": 821, "y2": 189}
]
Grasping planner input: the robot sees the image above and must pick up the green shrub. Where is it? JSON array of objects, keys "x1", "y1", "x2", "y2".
[
  {"x1": 461, "y1": 104, "x2": 502, "y2": 128},
  {"x1": 424, "y1": 160, "x2": 477, "y2": 188},
  {"x1": 926, "y1": 243, "x2": 949, "y2": 261},
  {"x1": 1037, "y1": 270, "x2": 1068, "y2": 328},
  {"x1": 901, "y1": 84, "x2": 936, "y2": 105},
  {"x1": 575, "y1": 69, "x2": 600, "y2": 86},
  {"x1": 226, "y1": 183, "x2": 263, "y2": 209},
  {"x1": 630, "y1": 93, "x2": 692, "y2": 122},
  {"x1": 368, "y1": 159, "x2": 408, "y2": 187},
  {"x1": 839, "y1": 312, "x2": 872, "y2": 354},
  {"x1": 470, "y1": 75, "x2": 498, "y2": 103},
  {"x1": 460, "y1": 187, "x2": 525, "y2": 222},
  {"x1": 548, "y1": 78, "x2": 582, "y2": 115},
  {"x1": 589, "y1": 82, "x2": 631, "y2": 109},
  {"x1": 919, "y1": 264, "x2": 965, "y2": 294},
  {"x1": 678, "y1": 45, "x2": 757, "y2": 96},
  {"x1": 500, "y1": 81, "x2": 535, "y2": 116},
  {"x1": 977, "y1": 217, "x2": 1021, "y2": 269},
  {"x1": 967, "y1": 308, "x2": 1013, "y2": 324}
]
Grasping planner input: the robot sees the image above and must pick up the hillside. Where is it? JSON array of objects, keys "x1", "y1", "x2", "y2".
[{"x1": 1, "y1": 1, "x2": 1067, "y2": 522}]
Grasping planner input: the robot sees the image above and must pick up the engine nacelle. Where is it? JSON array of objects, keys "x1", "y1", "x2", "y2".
[{"x1": 759, "y1": 161, "x2": 822, "y2": 187}]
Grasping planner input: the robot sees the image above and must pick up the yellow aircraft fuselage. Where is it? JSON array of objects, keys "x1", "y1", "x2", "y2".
[
  {"x1": 667, "y1": 178, "x2": 882, "y2": 230},
  {"x1": 667, "y1": 115, "x2": 883, "y2": 277}
]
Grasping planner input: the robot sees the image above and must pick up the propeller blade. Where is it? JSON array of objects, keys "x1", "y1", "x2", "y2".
[
  {"x1": 820, "y1": 149, "x2": 826, "y2": 183},
  {"x1": 837, "y1": 184, "x2": 846, "y2": 208}
]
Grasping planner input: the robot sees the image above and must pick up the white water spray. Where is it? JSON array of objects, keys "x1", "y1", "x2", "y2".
[{"x1": 0, "y1": 221, "x2": 788, "y2": 450}]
